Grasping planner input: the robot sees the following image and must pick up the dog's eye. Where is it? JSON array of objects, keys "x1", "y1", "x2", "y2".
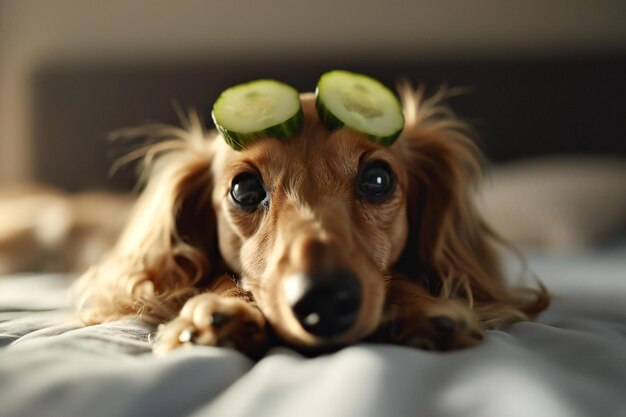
[
  {"x1": 230, "y1": 172, "x2": 267, "y2": 210},
  {"x1": 357, "y1": 161, "x2": 396, "y2": 203}
]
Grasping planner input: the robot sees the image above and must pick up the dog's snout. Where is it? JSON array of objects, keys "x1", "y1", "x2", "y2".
[{"x1": 284, "y1": 270, "x2": 362, "y2": 338}]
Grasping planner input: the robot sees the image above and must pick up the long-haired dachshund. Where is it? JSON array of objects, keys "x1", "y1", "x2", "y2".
[{"x1": 75, "y1": 81, "x2": 548, "y2": 358}]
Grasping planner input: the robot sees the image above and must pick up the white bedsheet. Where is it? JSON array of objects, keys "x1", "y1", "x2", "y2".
[{"x1": 1, "y1": 244, "x2": 625, "y2": 417}]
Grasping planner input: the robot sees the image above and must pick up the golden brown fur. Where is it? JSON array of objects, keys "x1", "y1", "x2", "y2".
[{"x1": 75, "y1": 84, "x2": 548, "y2": 357}]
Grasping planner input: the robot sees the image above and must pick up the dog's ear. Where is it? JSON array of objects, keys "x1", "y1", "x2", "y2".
[
  {"x1": 75, "y1": 113, "x2": 221, "y2": 325},
  {"x1": 393, "y1": 84, "x2": 548, "y2": 326}
]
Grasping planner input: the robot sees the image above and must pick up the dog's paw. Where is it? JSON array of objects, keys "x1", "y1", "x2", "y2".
[
  {"x1": 153, "y1": 293, "x2": 269, "y2": 358},
  {"x1": 371, "y1": 299, "x2": 485, "y2": 351}
]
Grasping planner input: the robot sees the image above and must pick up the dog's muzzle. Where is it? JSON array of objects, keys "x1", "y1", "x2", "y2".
[{"x1": 283, "y1": 270, "x2": 362, "y2": 338}]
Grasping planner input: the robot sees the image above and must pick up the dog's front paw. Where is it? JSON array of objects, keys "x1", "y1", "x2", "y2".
[
  {"x1": 153, "y1": 293, "x2": 269, "y2": 358},
  {"x1": 371, "y1": 299, "x2": 485, "y2": 351}
]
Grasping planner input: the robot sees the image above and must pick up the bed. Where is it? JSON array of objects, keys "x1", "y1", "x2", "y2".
[
  {"x1": 2, "y1": 56, "x2": 625, "y2": 417},
  {"x1": 1, "y1": 240, "x2": 625, "y2": 417}
]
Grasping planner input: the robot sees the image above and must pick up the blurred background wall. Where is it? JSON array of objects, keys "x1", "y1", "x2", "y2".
[{"x1": 1, "y1": 0, "x2": 625, "y2": 189}]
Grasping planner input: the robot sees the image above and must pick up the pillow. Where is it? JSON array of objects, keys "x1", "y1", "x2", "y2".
[{"x1": 478, "y1": 157, "x2": 626, "y2": 251}]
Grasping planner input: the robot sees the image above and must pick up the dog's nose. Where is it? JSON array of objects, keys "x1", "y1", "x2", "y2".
[{"x1": 284, "y1": 270, "x2": 362, "y2": 338}]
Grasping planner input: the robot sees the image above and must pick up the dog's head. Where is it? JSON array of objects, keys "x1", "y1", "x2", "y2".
[
  {"x1": 210, "y1": 93, "x2": 410, "y2": 347},
  {"x1": 77, "y1": 83, "x2": 522, "y2": 350}
]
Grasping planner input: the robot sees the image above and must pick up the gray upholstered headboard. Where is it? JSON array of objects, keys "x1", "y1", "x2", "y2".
[{"x1": 31, "y1": 56, "x2": 626, "y2": 191}]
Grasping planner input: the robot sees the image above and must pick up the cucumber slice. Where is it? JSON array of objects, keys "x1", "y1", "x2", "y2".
[
  {"x1": 212, "y1": 79, "x2": 303, "y2": 150},
  {"x1": 315, "y1": 70, "x2": 404, "y2": 146}
]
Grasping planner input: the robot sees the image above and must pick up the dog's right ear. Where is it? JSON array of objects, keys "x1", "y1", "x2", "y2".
[{"x1": 75, "y1": 113, "x2": 221, "y2": 325}]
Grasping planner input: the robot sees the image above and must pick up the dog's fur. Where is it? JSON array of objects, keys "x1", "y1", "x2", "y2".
[{"x1": 75, "y1": 84, "x2": 549, "y2": 357}]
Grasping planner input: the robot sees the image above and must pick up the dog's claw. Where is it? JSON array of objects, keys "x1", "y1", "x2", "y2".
[
  {"x1": 430, "y1": 316, "x2": 455, "y2": 334},
  {"x1": 210, "y1": 313, "x2": 229, "y2": 327},
  {"x1": 387, "y1": 321, "x2": 403, "y2": 338},
  {"x1": 404, "y1": 336, "x2": 435, "y2": 351},
  {"x1": 244, "y1": 320, "x2": 260, "y2": 334}
]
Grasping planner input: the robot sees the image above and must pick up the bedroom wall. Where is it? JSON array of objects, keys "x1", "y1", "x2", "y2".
[{"x1": 1, "y1": 0, "x2": 626, "y2": 185}]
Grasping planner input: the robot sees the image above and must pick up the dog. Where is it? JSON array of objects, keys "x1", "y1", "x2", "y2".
[
  {"x1": 0, "y1": 184, "x2": 131, "y2": 274},
  {"x1": 75, "y1": 83, "x2": 549, "y2": 358}
]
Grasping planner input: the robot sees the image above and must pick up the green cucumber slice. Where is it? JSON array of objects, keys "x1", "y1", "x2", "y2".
[
  {"x1": 212, "y1": 79, "x2": 303, "y2": 150},
  {"x1": 315, "y1": 70, "x2": 404, "y2": 146}
]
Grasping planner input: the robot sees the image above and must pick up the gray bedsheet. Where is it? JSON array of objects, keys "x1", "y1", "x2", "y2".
[{"x1": 1, "y1": 244, "x2": 625, "y2": 417}]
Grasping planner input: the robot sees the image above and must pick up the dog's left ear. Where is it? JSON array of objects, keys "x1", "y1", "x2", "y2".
[{"x1": 393, "y1": 84, "x2": 548, "y2": 325}]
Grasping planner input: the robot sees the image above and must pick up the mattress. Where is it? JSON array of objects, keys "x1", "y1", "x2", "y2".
[{"x1": 1, "y1": 242, "x2": 625, "y2": 417}]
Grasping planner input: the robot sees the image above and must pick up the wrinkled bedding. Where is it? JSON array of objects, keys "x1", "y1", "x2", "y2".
[{"x1": 1, "y1": 244, "x2": 625, "y2": 417}]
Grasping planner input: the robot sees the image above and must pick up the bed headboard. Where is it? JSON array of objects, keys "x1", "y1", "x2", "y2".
[{"x1": 31, "y1": 56, "x2": 626, "y2": 191}]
